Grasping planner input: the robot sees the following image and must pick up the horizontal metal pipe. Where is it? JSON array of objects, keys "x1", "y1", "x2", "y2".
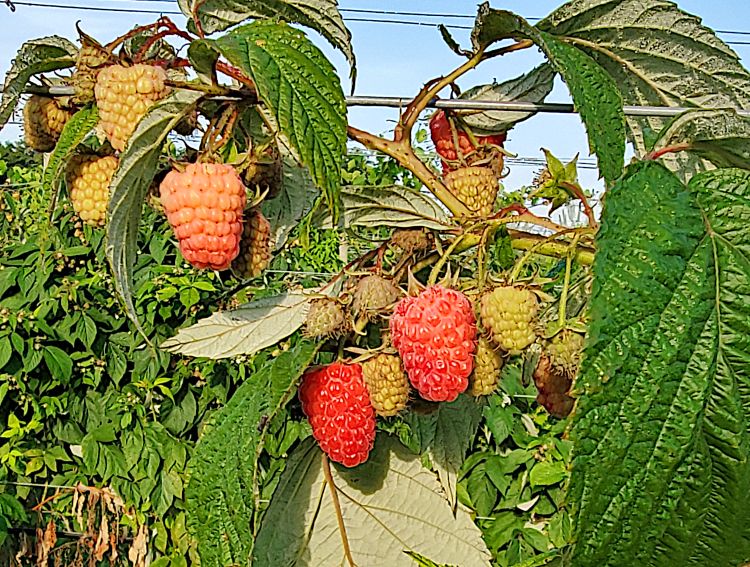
[
  {"x1": 347, "y1": 96, "x2": 750, "y2": 117},
  {"x1": 12, "y1": 87, "x2": 750, "y2": 117}
]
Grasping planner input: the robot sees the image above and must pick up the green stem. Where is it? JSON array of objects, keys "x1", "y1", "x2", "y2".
[
  {"x1": 428, "y1": 232, "x2": 469, "y2": 285},
  {"x1": 558, "y1": 234, "x2": 580, "y2": 325}
]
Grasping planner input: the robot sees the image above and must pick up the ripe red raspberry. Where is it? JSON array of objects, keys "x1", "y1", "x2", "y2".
[
  {"x1": 159, "y1": 163, "x2": 247, "y2": 270},
  {"x1": 389, "y1": 285, "x2": 477, "y2": 402},
  {"x1": 299, "y1": 362, "x2": 376, "y2": 467},
  {"x1": 95, "y1": 64, "x2": 170, "y2": 151},
  {"x1": 429, "y1": 110, "x2": 506, "y2": 172}
]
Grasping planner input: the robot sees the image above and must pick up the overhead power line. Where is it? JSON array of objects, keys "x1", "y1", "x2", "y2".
[{"x1": 7, "y1": 1, "x2": 750, "y2": 45}]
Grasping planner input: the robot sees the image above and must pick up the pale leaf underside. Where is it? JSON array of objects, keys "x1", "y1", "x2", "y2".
[
  {"x1": 161, "y1": 292, "x2": 311, "y2": 359},
  {"x1": 253, "y1": 437, "x2": 492, "y2": 566}
]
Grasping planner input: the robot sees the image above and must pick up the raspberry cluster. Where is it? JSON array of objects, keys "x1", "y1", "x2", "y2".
[
  {"x1": 159, "y1": 163, "x2": 247, "y2": 270},
  {"x1": 390, "y1": 285, "x2": 477, "y2": 402},
  {"x1": 299, "y1": 362, "x2": 376, "y2": 467},
  {"x1": 95, "y1": 64, "x2": 170, "y2": 151},
  {"x1": 66, "y1": 154, "x2": 118, "y2": 226}
]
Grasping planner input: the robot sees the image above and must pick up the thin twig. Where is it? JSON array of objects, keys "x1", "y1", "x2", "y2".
[
  {"x1": 347, "y1": 125, "x2": 470, "y2": 216},
  {"x1": 321, "y1": 454, "x2": 356, "y2": 567}
]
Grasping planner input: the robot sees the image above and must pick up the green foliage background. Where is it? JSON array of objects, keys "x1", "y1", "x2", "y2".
[{"x1": 0, "y1": 145, "x2": 568, "y2": 566}]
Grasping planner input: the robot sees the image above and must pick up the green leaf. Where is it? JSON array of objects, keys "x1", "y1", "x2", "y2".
[
  {"x1": 649, "y1": 109, "x2": 750, "y2": 170},
  {"x1": 180, "y1": 0, "x2": 355, "y2": 81},
  {"x1": 316, "y1": 185, "x2": 452, "y2": 231},
  {"x1": 567, "y1": 162, "x2": 750, "y2": 565},
  {"x1": 535, "y1": 32, "x2": 624, "y2": 185},
  {"x1": 43, "y1": 106, "x2": 99, "y2": 195},
  {"x1": 428, "y1": 395, "x2": 484, "y2": 511},
  {"x1": 194, "y1": 21, "x2": 346, "y2": 212},
  {"x1": 470, "y1": 8, "x2": 528, "y2": 50},
  {"x1": 185, "y1": 341, "x2": 318, "y2": 566},
  {"x1": 405, "y1": 551, "x2": 458, "y2": 567},
  {"x1": 42, "y1": 346, "x2": 72, "y2": 382},
  {"x1": 0, "y1": 36, "x2": 77, "y2": 130},
  {"x1": 161, "y1": 292, "x2": 311, "y2": 359},
  {"x1": 537, "y1": 0, "x2": 750, "y2": 175},
  {"x1": 106, "y1": 89, "x2": 202, "y2": 337},
  {"x1": 469, "y1": 5, "x2": 625, "y2": 185},
  {"x1": 460, "y1": 64, "x2": 556, "y2": 134},
  {"x1": 261, "y1": 150, "x2": 318, "y2": 251},
  {"x1": 253, "y1": 436, "x2": 492, "y2": 566},
  {"x1": 0, "y1": 336, "x2": 11, "y2": 370},
  {"x1": 529, "y1": 461, "x2": 566, "y2": 487}
]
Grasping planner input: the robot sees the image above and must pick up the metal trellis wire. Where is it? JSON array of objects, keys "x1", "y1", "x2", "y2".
[{"x1": 6, "y1": 86, "x2": 750, "y2": 118}]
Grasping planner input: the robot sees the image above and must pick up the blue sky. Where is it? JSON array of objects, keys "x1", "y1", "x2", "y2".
[{"x1": 1, "y1": 0, "x2": 749, "y2": 191}]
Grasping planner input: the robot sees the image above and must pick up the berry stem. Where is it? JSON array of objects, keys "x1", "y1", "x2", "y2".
[
  {"x1": 395, "y1": 50, "x2": 484, "y2": 143},
  {"x1": 558, "y1": 233, "x2": 580, "y2": 325},
  {"x1": 322, "y1": 453, "x2": 356, "y2": 567},
  {"x1": 643, "y1": 143, "x2": 692, "y2": 161},
  {"x1": 428, "y1": 229, "x2": 475, "y2": 285}
]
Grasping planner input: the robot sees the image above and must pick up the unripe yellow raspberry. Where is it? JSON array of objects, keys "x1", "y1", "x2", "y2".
[
  {"x1": 232, "y1": 208, "x2": 272, "y2": 279},
  {"x1": 23, "y1": 96, "x2": 72, "y2": 152},
  {"x1": 443, "y1": 166, "x2": 498, "y2": 217},
  {"x1": 65, "y1": 155, "x2": 118, "y2": 226},
  {"x1": 480, "y1": 285, "x2": 539, "y2": 354},
  {"x1": 362, "y1": 354, "x2": 409, "y2": 417},
  {"x1": 471, "y1": 337, "x2": 503, "y2": 396},
  {"x1": 73, "y1": 42, "x2": 112, "y2": 104},
  {"x1": 95, "y1": 64, "x2": 170, "y2": 151}
]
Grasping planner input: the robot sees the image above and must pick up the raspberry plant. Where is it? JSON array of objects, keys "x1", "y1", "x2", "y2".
[{"x1": 1, "y1": 0, "x2": 750, "y2": 566}]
